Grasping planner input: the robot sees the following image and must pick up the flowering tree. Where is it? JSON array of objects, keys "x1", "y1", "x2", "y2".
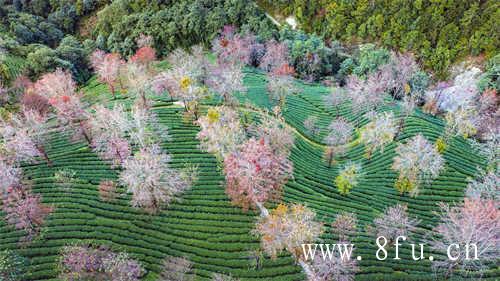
[
  {"x1": 324, "y1": 118, "x2": 354, "y2": 167},
  {"x1": 224, "y1": 138, "x2": 293, "y2": 214},
  {"x1": 377, "y1": 52, "x2": 419, "y2": 98},
  {"x1": 60, "y1": 244, "x2": 144, "y2": 281},
  {"x1": 323, "y1": 87, "x2": 347, "y2": 117},
  {"x1": 212, "y1": 274, "x2": 240, "y2": 281},
  {"x1": 0, "y1": 110, "x2": 51, "y2": 165},
  {"x1": 205, "y1": 61, "x2": 246, "y2": 105},
  {"x1": 392, "y1": 134, "x2": 445, "y2": 196},
  {"x1": 372, "y1": 204, "x2": 419, "y2": 243},
  {"x1": 34, "y1": 69, "x2": 91, "y2": 144},
  {"x1": 345, "y1": 73, "x2": 387, "y2": 114},
  {"x1": 89, "y1": 104, "x2": 131, "y2": 167},
  {"x1": 303, "y1": 116, "x2": 320, "y2": 137},
  {"x1": 359, "y1": 112, "x2": 397, "y2": 159},
  {"x1": 92, "y1": 52, "x2": 124, "y2": 99},
  {"x1": 21, "y1": 91, "x2": 50, "y2": 117},
  {"x1": 331, "y1": 212, "x2": 357, "y2": 242},
  {"x1": 469, "y1": 130, "x2": 499, "y2": 171},
  {"x1": 266, "y1": 64, "x2": 297, "y2": 108},
  {"x1": 0, "y1": 160, "x2": 21, "y2": 192},
  {"x1": 125, "y1": 62, "x2": 153, "y2": 108},
  {"x1": 251, "y1": 115, "x2": 295, "y2": 158},
  {"x1": 160, "y1": 256, "x2": 194, "y2": 281},
  {"x1": 428, "y1": 199, "x2": 499, "y2": 277},
  {"x1": 153, "y1": 51, "x2": 207, "y2": 119},
  {"x1": 128, "y1": 104, "x2": 169, "y2": 149},
  {"x1": 119, "y1": 145, "x2": 192, "y2": 212},
  {"x1": 212, "y1": 25, "x2": 251, "y2": 66},
  {"x1": 260, "y1": 40, "x2": 289, "y2": 72},
  {"x1": 335, "y1": 162, "x2": 362, "y2": 195},
  {"x1": 310, "y1": 248, "x2": 359, "y2": 281},
  {"x1": 2, "y1": 185, "x2": 53, "y2": 242},
  {"x1": 130, "y1": 46, "x2": 156, "y2": 66},
  {"x1": 196, "y1": 107, "x2": 246, "y2": 160},
  {"x1": 254, "y1": 203, "x2": 323, "y2": 260},
  {"x1": 466, "y1": 170, "x2": 499, "y2": 202},
  {"x1": 443, "y1": 104, "x2": 479, "y2": 142}
]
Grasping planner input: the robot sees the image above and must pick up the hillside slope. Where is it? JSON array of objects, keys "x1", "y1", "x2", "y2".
[{"x1": 0, "y1": 67, "x2": 497, "y2": 281}]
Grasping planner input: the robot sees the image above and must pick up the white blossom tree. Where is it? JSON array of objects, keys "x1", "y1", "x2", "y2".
[
  {"x1": 372, "y1": 204, "x2": 420, "y2": 243},
  {"x1": 196, "y1": 106, "x2": 246, "y2": 160},
  {"x1": 119, "y1": 145, "x2": 192, "y2": 212},
  {"x1": 324, "y1": 118, "x2": 354, "y2": 166},
  {"x1": 359, "y1": 112, "x2": 397, "y2": 159},
  {"x1": 392, "y1": 134, "x2": 445, "y2": 196}
]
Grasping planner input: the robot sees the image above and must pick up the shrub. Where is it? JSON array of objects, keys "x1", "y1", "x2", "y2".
[
  {"x1": 335, "y1": 162, "x2": 362, "y2": 195},
  {"x1": 0, "y1": 250, "x2": 25, "y2": 281},
  {"x1": 159, "y1": 256, "x2": 194, "y2": 281}
]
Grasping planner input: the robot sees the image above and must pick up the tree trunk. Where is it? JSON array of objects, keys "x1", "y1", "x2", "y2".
[
  {"x1": 256, "y1": 202, "x2": 269, "y2": 217},
  {"x1": 80, "y1": 121, "x2": 92, "y2": 145},
  {"x1": 37, "y1": 145, "x2": 52, "y2": 166},
  {"x1": 109, "y1": 83, "x2": 116, "y2": 100}
]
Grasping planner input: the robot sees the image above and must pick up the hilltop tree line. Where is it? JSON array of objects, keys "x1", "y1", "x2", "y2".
[{"x1": 260, "y1": 0, "x2": 499, "y2": 78}]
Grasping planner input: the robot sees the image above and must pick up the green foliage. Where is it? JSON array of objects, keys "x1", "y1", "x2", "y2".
[
  {"x1": 94, "y1": 0, "x2": 277, "y2": 57},
  {"x1": 477, "y1": 54, "x2": 500, "y2": 92},
  {"x1": 334, "y1": 162, "x2": 362, "y2": 195},
  {"x1": 339, "y1": 44, "x2": 390, "y2": 78},
  {"x1": 394, "y1": 176, "x2": 415, "y2": 194},
  {"x1": 279, "y1": 26, "x2": 346, "y2": 81},
  {"x1": 0, "y1": 250, "x2": 25, "y2": 281},
  {"x1": 262, "y1": 0, "x2": 500, "y2": 78}
]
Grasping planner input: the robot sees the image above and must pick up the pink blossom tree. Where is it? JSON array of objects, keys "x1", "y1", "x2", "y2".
[
  {"x1": 304, "y1": 116, "x2": 320, "y2": 137},
  {"x1": 254, "y1": 203, "x2": 323, "y2": 260},
  {"x1": 2, "y1": 185, "x2": 53, "y2": 242},
  {"x1": 466, "y1": 170, "x2": 499, "y2": 202},
  {"x1": 119, "y1": 145, "x2": 193, "y2": 213},
  {"x1": 124, "y1": 62, "x2": 154, "y2": 108},
  {"x1": 92, "y1": 52, "x2": 124, "y2": 99},
  {"x1": 372, "y1": 204, "x2": 419, "y2": 244},
  {"x1": 130, "y1": 46, "x2": 156, "y2": 67},
  {"x1": 260, "y1": 40, "x2": 289, "y2": 72},
  {"x1": 324, "y1": 117, "x2": 354, "y2": 167},
  {"x1": 89, "y1": 104, "x2": 131, "y2": 167},
  {"x1": 0, "y1": 160, "x2": 21, "y2": 192},
  {"x1": 0, "y1": 110, "x2": 51, "y2": 165},
  {"x1": 223, "y1": 138, "x2": 293, "y2": 214},
  {"x1": 266, "y1": 64, "x2": 298, "y2": 109},
  {"x1": 60, "y1": 244, "x2": 144, "y2": 281},
  {"x1": 377, "y1": 52, "x2": 419, "y2": 98},
  {"x1": 428, "y1": 199, "x2": 499, "y2": 277},
  {"x1": 392, "y1": 134, "x2": 445, "y2": 196},
  {"x1": 212, "y1": 26, "x2": 251, "y2": 66},
  {"x1": 196, "y1": 106, "x2": 246, "y2": 160},
  {"x1": 33, "y1": 69, "x2": 91, "y2": 144},
  {"x1": 251, "y1": 115, "x2": 295, "y2": 158},
  {"x1": 205, "y1": 61, "x2": 246, "y2": 105}
]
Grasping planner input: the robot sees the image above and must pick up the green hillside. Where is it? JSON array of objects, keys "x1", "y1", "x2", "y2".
[{"x1": 0, "y1": 67, "x2": 496, "y2": 281}]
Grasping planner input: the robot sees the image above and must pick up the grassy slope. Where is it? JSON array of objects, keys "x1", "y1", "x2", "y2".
[{"x1": 0, "y1": 66, "x2": 498, "y2": 281}]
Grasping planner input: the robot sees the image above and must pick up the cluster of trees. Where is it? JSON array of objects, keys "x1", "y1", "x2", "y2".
[
  {"x1": 260, "y1": 0, "x2": 499, "y2": 78},
  {"x1": 59, "y1": 244, "x2": 145, "y2": 281}
]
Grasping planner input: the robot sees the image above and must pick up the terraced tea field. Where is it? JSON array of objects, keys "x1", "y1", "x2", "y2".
[{"x1": 0, "y1": 67, "x2": 497, "y2": 281}]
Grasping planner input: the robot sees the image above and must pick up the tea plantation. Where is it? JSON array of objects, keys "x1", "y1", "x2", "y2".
[{"x1": 0, "y1": 67, "x2": 497, "y2": 281}]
